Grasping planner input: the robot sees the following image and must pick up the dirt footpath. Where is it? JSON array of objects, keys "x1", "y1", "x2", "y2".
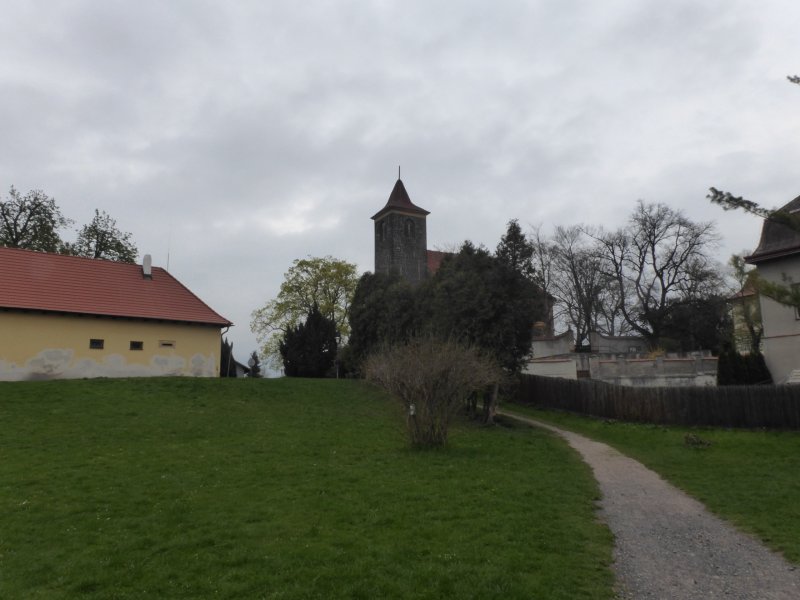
[{"x1": 501, "y1": 411, "x2": 800, "y2": 600}]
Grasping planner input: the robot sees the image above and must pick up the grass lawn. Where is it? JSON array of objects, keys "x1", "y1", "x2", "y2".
[
  {"x1": 1, "y1": 378, "x2": 613, "y2": 599},
  {"x1": 504, "y1": 402, "x2": 800, "y2": 564}
]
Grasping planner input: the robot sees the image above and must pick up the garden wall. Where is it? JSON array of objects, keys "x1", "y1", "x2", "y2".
[{"x1": 515, "y1": 374, "x2": 800, "y2": 428}]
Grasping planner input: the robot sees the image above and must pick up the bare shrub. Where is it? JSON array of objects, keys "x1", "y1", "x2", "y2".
[{"x1": 364, "y1": 338, "x2": 502, "y2": 448}]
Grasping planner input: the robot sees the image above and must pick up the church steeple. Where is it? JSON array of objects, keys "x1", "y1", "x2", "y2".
[
  {"x1": 371, "y1": 178, "x2": 430, "y2": 221},
  {"x1": 372, "y1": 177, "x2": 429, "y2": 284}
]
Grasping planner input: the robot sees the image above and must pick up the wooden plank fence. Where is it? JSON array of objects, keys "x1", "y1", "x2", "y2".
[{"x1": 515, "y1": 374, "x2": 800, "y2": 429}]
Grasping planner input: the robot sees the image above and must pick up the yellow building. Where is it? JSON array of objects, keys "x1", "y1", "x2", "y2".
[{"x1": 0, "y1": 247, "x2": 232, "y2": 381}]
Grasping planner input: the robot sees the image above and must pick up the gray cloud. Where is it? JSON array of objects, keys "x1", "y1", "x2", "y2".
[{"x1": 2, "y1": 0, "x2": 800, "y2": 363}]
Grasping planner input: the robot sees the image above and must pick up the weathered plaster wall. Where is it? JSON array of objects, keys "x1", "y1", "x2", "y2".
[
  {"x1": 0, "y1": 311, "x2": 221, "y2": 381},
  {"x1": 756, "y1": 258, "x2": 800, "y2": 383},
  {"x1": 591, "y1": 356, "x2": 718, "y2": 387},
  {"x1": 589, "y1": 331, "x2": 647, "y2": 354},
  {"x1": 524, "y1": 358, "x2": 577, "y2": 379},
  {"x1": 531, "y1": 330, "x2": 575, "y2": 358},
  {"x1": 374, "y1": 211, "x2": 428, "y2": 284}
]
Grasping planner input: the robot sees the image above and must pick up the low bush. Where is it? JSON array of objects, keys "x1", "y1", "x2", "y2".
[{"x1": 364, "y1": 338, "x2": 501, "y2": 448}]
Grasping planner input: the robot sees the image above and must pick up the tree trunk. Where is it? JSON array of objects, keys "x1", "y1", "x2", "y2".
[{"x1": 482, "y1": 383, "x2": 499, "y2": 425}]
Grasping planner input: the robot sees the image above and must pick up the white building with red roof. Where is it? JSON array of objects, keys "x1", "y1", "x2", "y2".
[{"x1": 0, "y1": 247, "x2": 232, "y2": 380}]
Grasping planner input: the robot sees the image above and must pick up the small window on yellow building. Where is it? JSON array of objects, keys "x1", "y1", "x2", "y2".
[
  {"x1": 89, "y1": 338, "x2": 104, "y2": 350},
  {"x1": 130, "y1": 341, "x2": 143, "y2": 351},
  {"x1": 159, "y1": 340, "x2": 176, "y2": 348}
]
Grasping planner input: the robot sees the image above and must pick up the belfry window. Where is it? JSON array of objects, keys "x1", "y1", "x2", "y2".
[
  {"x1": 404, "y1": 219, "x2": 415, "y2": 238},
  {"x1": 378, "y1": 221, "x2": 387, "y2": 241}
]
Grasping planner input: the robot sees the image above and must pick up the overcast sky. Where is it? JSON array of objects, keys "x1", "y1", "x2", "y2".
[{"x1": 3, "y1": 0, "x2": 800, "y2": 364}]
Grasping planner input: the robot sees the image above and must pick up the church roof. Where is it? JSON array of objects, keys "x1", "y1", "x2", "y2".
[
  {"x1": 371, "y1": 179, "x2": 430, "y2": 220},
  {"x1": 746, "y1": 194, "x2": 800, "y2": 264},
  {"x1": 426, "y1": 250, "x2": 450, "y2": 275}
]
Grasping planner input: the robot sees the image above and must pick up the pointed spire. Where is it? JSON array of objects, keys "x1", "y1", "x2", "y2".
[{"x1": 371, "y1": 177, "x2": 430, "y2": 220}]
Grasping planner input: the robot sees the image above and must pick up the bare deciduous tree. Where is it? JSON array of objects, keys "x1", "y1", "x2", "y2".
[
  {"x1": 550, "y1": 226, "x2": 609, "y2": 348},
  {"x1": 595, "y1": 200, "x2": 721, "y2": 349},
  {"x1": 365, "y1": 338, "x2": 502, "y2": 448},
  {"x1": 530, "y1": 225, "x2": 626, "y2": 347}
]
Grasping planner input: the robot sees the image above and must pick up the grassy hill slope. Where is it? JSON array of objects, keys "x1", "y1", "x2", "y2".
[{"x1": 1, "y1": 378, "x2": 613, "y2": 599}]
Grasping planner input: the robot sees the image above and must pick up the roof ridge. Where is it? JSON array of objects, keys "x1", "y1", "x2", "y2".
[{"x1": 0, "y1": 246, "x2": 232, "y2": 326}]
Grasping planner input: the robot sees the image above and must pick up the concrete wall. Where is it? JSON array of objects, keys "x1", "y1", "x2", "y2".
[
  {"x1": 531, "y1": 330, "x2": 575, "y2": 358},
  {"x1": 374, "y1": 211, "x2": 428, "y2": 284},
  {"x1": 755, "y1": 257, "x2": 800, "y2": 383},
  {"x1": 523, "y1": 358, "x2": 577, "y2": 379},
  {"x1": 0, "y1": 311, "x2": 221, "y2": 381},
  {"x1": 589, "y1": 331, "x2": 647, "y2": 354},
  {"x1": 528, "y1": 351, "x2": 717, "y2": 387},
  {"x1": 590, "y1": 355, "x2": 718, "y2": 387}
]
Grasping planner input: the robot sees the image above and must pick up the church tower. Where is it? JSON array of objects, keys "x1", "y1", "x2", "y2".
[{"x1": 371, "y1": 178, "x2": 429, "y2": 284}]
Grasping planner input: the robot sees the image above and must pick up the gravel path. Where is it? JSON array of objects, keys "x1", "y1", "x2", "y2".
[{"x1": 500, "y1": 411, "x2": 800, "y2": 599}]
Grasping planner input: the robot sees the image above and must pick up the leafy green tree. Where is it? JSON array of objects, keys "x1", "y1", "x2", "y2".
[
  {"x1": 251, "y1": 256, "x2": 358, "y2": 369},
  {"x1": 280, "y1": 304, "x2": 338, "y2": 377},
  {"x1": 69, "y1": 209, "x2": 138, "y2": 262},
  {"x1": 0, "y1": 186, "x2": 70, "y2": 252}
]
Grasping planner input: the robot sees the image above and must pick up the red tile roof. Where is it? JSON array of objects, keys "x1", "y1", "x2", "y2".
[
  {"x1": 0, "y1": 247, "x2": 232, "y2": 326},
  {"x1": 426, "y1": 250, "x2": 450, "y2": 275},
  {"x1": 371, "y1": 179, "x2": 430, "y2": 220}
]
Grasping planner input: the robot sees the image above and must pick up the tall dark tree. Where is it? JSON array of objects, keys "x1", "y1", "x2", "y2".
[
  {"x1": 422, "y1": 242, "x2": 547, "y2": 422},
  {"x1": 346, "y1": 271, "x2": 418, "y2": 370},
  {"x1": 70, "y1": 209, "x2": 138, "y2": 263},
  {"x1": 425, "y1": 242, "x2": 544, "y2": 373},
  {"x1": 659, "y1": 295, "x2": 732, "y2": 353},
  {"x1": 496, "y1": 219, "x2": 536, "y2": 281},
  {"x1": 220, "y1": 337, "x2": 237, "y2": 377},
  {"x1": 280, "y1": 304, "x2": 338, "y2": 377},
  {"x1": 0, "y1": 186, "x2": 70, "y2": 252},
  {"x1": 248, "y1": 351, "x2": 262, "y2": 378}
]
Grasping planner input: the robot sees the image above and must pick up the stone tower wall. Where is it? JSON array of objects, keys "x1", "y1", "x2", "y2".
[{"x1": 374, "y1": 211, "x2": 428, "y2": 284}]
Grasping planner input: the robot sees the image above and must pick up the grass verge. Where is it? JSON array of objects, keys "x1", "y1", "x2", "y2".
[
  {"x1": 1, "y1": 378, "x2": 613, "y2": 599},
  {"x1": 504, "y1": 402, "x2": 800, "y2": 564}
]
